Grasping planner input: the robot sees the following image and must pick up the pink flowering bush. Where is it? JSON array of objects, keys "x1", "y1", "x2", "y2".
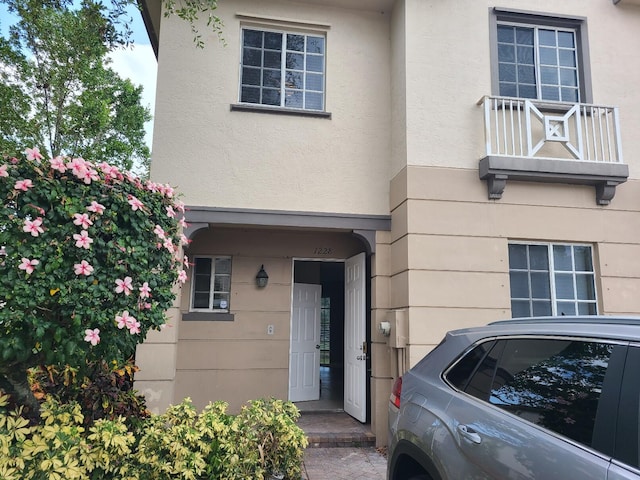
[{"x1": 0, "y1": 148, "x2": 189, "y2": 415}]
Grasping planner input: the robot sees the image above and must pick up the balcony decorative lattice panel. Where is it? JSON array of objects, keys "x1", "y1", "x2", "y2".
[{"x1": 478, "y1": 96, "x2": 628, "y2": 205}]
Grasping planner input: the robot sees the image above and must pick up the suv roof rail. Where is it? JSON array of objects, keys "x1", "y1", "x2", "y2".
[{"x1": 489, "y1": 316, "x2": 640, "y2": 326}]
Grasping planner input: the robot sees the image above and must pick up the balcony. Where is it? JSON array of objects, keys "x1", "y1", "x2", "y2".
[{"x1": 478, "y1": 96, "x2": 628, "y2": 205}]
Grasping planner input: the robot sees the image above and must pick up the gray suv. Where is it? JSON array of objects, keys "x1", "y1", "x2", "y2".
[{"x1": 387, "y1": 316, "x2": 640, "y2": 480}]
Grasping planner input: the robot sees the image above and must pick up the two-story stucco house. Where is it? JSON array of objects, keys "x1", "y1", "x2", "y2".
[{"x1": 136, "y1": 0, "x2": 640, "y2": 445}]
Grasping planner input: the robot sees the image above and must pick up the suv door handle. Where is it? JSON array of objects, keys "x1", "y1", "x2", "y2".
[{"x1": 457, "y1": 424, "x2": 482, "y2": 444}]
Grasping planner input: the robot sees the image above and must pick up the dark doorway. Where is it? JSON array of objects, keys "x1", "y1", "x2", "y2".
[{"x1": 294, "y1": 260, "x2": 345, "y2": 412}]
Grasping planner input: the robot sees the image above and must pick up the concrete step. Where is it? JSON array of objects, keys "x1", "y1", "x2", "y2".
[
  {"x1": 306, "y1": 431, "x2": 376, "y2": 448},
  {"x1": 297, "y1": 412, "x2": 376, "y2": 448}
]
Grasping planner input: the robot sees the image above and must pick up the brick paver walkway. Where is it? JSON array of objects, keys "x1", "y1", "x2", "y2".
[{"x1": 301, "y1": 447, "x2": 387, "y2": 480}]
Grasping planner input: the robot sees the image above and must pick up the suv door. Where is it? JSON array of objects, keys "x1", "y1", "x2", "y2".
[
  {"x1": 438, "y1": 337, "x2": 626, "y2": 479},
  {"x1": 608, "y1": 344, "x2": 640, "y2": 479}
]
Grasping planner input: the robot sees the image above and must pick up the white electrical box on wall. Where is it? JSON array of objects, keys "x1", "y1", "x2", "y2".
[{"x1": 386, "y1": 309, "x2": 408, "y2": 348}]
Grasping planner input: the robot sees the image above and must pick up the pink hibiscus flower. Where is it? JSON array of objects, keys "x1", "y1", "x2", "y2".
[
  {"x1": 14, "y1": 179, "x2": 33, "y2": 191},
  {"x1": 86, "y1": 201, "x2": 105, "y2": 214},
  {"x1": 127, "y1": 195, "x2": 144, "y2": 211},
  {"x1": 67, "y1": 157, "x2": 88, "y2": 177},
  {"x1": 23, "y1": 217, "x2": 44, "y2": 237},
  {"x1": 74, "y1": 260, "x2": 94, "y2": 276},
  {"x1": 139, "y1": 282, "x2": 152, "y2": 299},
  {"x1": 24, "y1": 147, "x2": 43, "y2": 161},
  {"x1": 73, "y1": 230, "x2": 93, "y2": 249},
  {"x1": 73, "y1": 213, "x2": 93, "y2": 229},
  {"x1": 153, "y1": 224, "x2": 166, "y2": 239},
  {"x1": 0, "y1": 165, "x2": 8, "y2": 177},
  {"x1": 18, "y1": 257, "x2": 39, "y2": 274},
  {"x1": 49, "y1": 156, "x2": 67, "y2": 173},
  {"x1": 84, "y1": 328, "x2": 100, "y2": 346},
  {"x1": 115, "y1": 276, "x2": 133, "y2": 295},
  {"x1": 163, "y1": 238, "x2": 175, "y2": 253}
]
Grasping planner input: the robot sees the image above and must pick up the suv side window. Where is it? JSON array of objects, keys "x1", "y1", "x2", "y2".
[
  {"x1": 447, "y1": 338, "x2": 614, "y2": 447},
  {"x1": 615, "y1": 345, "x2": 640, "y2": 469}
]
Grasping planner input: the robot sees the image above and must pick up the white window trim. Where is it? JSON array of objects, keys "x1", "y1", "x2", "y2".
[
  {"x1": 508, "y1": 241, "x2": 598, "y2": 317},
  {"x1": 238, "y1": 25, "x2": 327, "y2": 112},
  {"x1": 190, "y1": 255, "x2": 232, "y2": 313}
]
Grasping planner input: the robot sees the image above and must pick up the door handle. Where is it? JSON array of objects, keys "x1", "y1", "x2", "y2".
[{"x1": 457, "y1": 424, "x2": 481, "y2": 444}]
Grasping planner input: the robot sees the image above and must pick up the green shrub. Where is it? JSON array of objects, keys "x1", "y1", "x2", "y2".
[
  {"x1": 29, "y1": 361, "x2": 149, "y2": 428},
  {"x1": 236, "y1": 398, "x2": 308, "y2": 480},
  {"x1": 0, "y1": 394, "x2": 308, "y2": 480}
]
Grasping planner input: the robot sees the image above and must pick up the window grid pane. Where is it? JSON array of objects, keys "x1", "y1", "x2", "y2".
[
  {"x1": 241, "y1": 28, "x2": 325, "y2": 111},
  {"x1": 497, "y1": 22, "x2": 580, "y2": 102},
  {"x1": 509, "y1": 243, "x2": 596, "y2": 318},
  {"x1": 192, "y1": 257, "x2": 232, "y2": 312}
]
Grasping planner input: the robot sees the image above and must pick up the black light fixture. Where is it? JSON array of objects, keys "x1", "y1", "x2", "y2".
[{"x1": 256, "y1": 264, "x2": 269, "y2": 288}]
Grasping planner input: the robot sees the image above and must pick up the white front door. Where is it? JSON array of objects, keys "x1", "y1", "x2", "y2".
[
  {"x1": 289, "y1": 283, "x2": 321, "y2": 402},
  {"x1": 344, "y1": 252, "x2": 366, "y2": 422}
]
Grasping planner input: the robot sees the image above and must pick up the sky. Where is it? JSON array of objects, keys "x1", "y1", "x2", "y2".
[{"x1": 0, "y1": 2, "x2": 158, "y2": 150}]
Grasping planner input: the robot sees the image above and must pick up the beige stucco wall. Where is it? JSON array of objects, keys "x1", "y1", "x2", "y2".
[
  {"x1": 393, "y1": 0, "x2": 640, "y2": 177},
  {"x1": 383, "y1": 0, "x2": 640, "y2": 370},
  {"x1": 172, "y1": 227, "x2": 363, "y2": 413},
  {"x1": 370, "y1": 230, "x2": 393, "y2": 442},
  {"x1": 144, "y1": 0, "x2": 640, "y2": 446},
  {"x1": 150, "y1": 0, "x2": 392, "y2": 216},
  {"x1": 135, "y1": 282, "x2": 183, "y2": 414},
  {"x1": 390, "y1": 165, "x2": 640, "y2": 366}
]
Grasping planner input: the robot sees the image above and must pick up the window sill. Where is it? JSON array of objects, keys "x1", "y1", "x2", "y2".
[
  {"x1": 479, "y1": 156, "x2": 629, "y2": 205},
  {"x1": 230, "y1": 103, "x2": 332, "y2": 119},
  {"x1": 183, "y1": 312, "x2": 235, "y2": 322}
]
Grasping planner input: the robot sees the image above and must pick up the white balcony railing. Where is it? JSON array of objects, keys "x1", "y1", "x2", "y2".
[
  {"x1": 478, "y1": 95, "x2": 624, "y2": 164},
  {"x1": 477, "y1": 96, "x2": 628, "y2": 205}
]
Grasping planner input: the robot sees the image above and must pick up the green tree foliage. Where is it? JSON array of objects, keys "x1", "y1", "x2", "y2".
[
  {"x1": 163, "y1": 0, "x2": 224, "y2": 48},
  {"x1": 0, "y1": 0, "x2": 151, "y2": 173},
  {"x1": 0, "y1": 150, "x2": 189, "y2": 418}
]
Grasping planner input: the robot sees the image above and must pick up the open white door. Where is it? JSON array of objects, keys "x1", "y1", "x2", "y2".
[
  {"x1": 344, "y1": 252, "x2": 366, "y2": 422},
  {"x1": 289, "y1": 283, "x2": 321, "y2": 402}
]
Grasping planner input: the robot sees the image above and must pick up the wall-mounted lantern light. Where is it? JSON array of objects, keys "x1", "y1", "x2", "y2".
[{"x1": 256, "y1": 264, "x2": 269, "y2": 288}]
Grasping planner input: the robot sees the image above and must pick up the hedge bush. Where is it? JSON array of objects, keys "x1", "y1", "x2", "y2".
[
  {"x1": 28, "y1": 361, "x2": 149, "y2": 428},
  {"x1": 0, "y1": 394, "x2": 308, "y2": 480}
]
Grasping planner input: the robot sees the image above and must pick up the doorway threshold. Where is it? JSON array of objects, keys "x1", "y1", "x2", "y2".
[
  {"x1": 297, "y1": 412, "x2": 375, "y2": 448},
  {"x1": 295, "y1": 399, "x2": 343, "y2": 413}
]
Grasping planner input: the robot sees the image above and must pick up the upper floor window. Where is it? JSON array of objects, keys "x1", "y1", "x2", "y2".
[
  {"x1": 240, "y1": 28, "x2": 325, "y2": 111},
  {"x1": 191, "y1": 256, "x2": 232, "y2": 312},
  {"x1": 492, "y1": 9, "x2": 591, "y2": 103},
  {"x1": 508, "y1": 243, "x2": 597, "y2": 317}
]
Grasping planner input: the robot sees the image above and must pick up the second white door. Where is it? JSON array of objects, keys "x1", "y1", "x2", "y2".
[{"x1": 288, "y1": 283, "x2": 321, "y2": 402}]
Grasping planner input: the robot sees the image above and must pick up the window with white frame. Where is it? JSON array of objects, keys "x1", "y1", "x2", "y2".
[
  {"x1": 240, "y1": 28, "x2": 325, "y2": 111},
  {"x1": 493, "y1": 10, "x2": 590, "y2": 103},
  {"x1": 508, "y1": 243, "x2": 597, "y2": 318},
  {"x1": 191, "y1": 256, "x2": 232, "y2": 312}
]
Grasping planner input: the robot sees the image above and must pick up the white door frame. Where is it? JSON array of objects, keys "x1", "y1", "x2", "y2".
[{"x1": 289, "y1": 256, "x2": 369, "y2": 423}]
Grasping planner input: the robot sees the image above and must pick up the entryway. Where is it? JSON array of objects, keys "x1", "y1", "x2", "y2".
[{"x1": 288, "y1": 253, "x2": 368, "y2": 423}]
